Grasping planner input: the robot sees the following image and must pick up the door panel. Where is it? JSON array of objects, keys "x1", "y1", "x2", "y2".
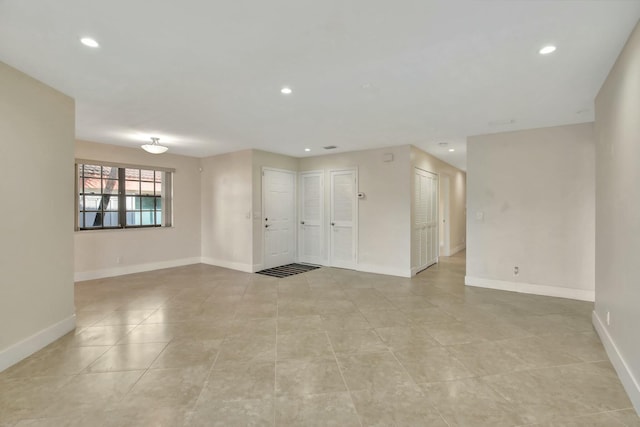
[
  {"x1": 299, "y1": 171, "x2": 324, "y2": 264},
  {"x1": 330, "y1": 169, "x2": 357, "y2": 269},
  {"x1": 414, "y1": 168, "x2": 438, "y2": 273},
  {"x1": 263, "y1": 168, "x2": 296, "y2": 269}
]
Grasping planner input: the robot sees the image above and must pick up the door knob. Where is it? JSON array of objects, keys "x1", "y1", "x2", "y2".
[
  {"x1": 300, "y1": 221, "x2": 305, "y2": 225},
  {"x1": 331, "y1": 222, "x2": 335, "y2": 226},
  {"x1": 265, "y1": 224, "x2": 270, "y2": 228}
]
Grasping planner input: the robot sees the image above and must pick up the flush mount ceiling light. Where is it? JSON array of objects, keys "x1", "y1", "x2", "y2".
[
  {"x1": 80, "y1": 37, "x2": 99, "y2": 48},
  {"x1": 448, "y1": 148, "x2": 455, "y2": 152},
  {"x1": 304, "y1": 148, "x2": 311, "y2": 152},
  {"x1": 539, "y1": 45, "x2": 557, "y2": 55},
  {"x1": 141, "y1": 137, "x2": 168, "y2": 154},
  {"x1": 281, "y1": 87, "x2": 292, "y2": 95}
]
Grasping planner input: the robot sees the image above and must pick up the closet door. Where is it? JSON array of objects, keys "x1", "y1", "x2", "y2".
[
  {"x1": 298, "y1": 171, "x2": 324, "y2": 265},
  {"x1": 414, "y1": 168, "x2": 438, "y2": 272},
  {"x1": 329, "y1": 169, "x2": 357, "y2": 269}
]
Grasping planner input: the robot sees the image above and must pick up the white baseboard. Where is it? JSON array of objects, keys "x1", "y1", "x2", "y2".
[
  {"x1": 593, "y1": 311, "x2": 640, "y2": 412},
  {"x1": 450, "y1": 243, "x2": 466, "y2": 256},
  {"x1": 201, "y1": 257, "x2": 254, "y2": 273},
  {"x1": 357, "y1": 263, "x2": 412, "y2": 278},
  {"x1": 252, "y1": 264, "x2": 264, "y2": 273},
  {"x1": 74, "y1": 257, "x2": 201, "y2": 281},
  {"x1": 0, "y1": 314, "x2": 76, "y2": 372},
  {"x1": 465, "y1": 276, "x2": 595, "y2": 302}
]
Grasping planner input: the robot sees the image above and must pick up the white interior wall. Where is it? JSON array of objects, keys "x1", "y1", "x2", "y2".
[
  {"x1": 593, "y1": 21, "x2": 640, "y2": 412},
  {"x1": 0, "y1": 62, "x2": 75, "y2": 371},
  {"x1": 200, "y1": 149, "x2": 254, "y2": 272},
  {"x1": 299, "y1": 145, "x2": 412, "y2": 277},
  {"x1": 466, "y1": 123, "x2": 595, "y2": 301},
  {"x1": 74, "y1": 140, "x2": 202, "y2": 280}
]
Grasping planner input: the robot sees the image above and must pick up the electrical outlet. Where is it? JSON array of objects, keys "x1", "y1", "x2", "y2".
[
  {"x1": 606, "y1": 311, "x2": 610, "y2": 326},
  {"x1": 513, "y1": 266, "x2": 519, "y2": 276}
]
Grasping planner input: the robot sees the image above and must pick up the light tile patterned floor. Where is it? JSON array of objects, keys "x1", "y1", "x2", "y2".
[{"x1": 1, "y1": 253, "x2": 638, "y2": 426}]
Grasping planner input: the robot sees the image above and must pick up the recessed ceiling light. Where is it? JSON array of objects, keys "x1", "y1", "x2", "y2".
[
  {"x1": 281, "y1": 87, "x2": 292, "y2": 95},
  {"x1": 437, "y1": 142, "x2": 448, "y2": 147},
  {"x1": 80, "y1": 37, "x2": 100, "y2": 48},
  {"x1": 448, "y1": 148, "x2": 455, "y2": 152},
  {"x1": 304, "y1": 148, "x2": 311, "y2": 152},
  {"x1": 539, "y1": 45, "x2": 556, "y2": 55}
]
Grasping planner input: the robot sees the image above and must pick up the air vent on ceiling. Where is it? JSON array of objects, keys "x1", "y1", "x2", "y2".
[
  {"x1": 323, "y1": 145, "x2": 338, "y2": 150},
  {"x1": 488, "y1": 118, "x2": 516, "y2": 126}
]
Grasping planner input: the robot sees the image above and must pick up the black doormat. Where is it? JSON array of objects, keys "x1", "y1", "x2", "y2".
[{"x1": 256, "y1": 263, "x2": 320, "y2": 278}]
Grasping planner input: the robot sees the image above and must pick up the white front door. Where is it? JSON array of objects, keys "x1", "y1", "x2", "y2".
[
  {"x1": 263, "y1": 168, "x2": 296, "y2": 269},
  {"x1": 329, "y1": 169, "x2": 357, "y2": 269},
  {"x1": 414, "y1": 168, "x2": 438, "y2": 272},
  {"x1": 299, "y1": 171, "x2": 324, "y2": 265}
]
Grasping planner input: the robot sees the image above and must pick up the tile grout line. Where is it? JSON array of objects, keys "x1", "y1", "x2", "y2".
[
  {"x1": 325, "y1": 329, "x2": 364, "y2": 427},
  {"x1": 370, "y1": 306, "x2": 453, "y2": 427},
  {"x1": 274, "y1": 281, "x2": 280, "y2": 427}
]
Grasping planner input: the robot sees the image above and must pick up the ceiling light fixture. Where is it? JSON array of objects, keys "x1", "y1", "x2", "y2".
[
  {"x1": 304, "y1": 148, "x2": 311, "y2": 152},
  {"x1": 281, "y1": 87, "x2": 292, "y2": 95},
  {"x1": 141, "y1": 137, "x2": 168, "y2": 154},
  {"x1": 539, "y1": 45, "x2": 556, "y2": 55},
  {"x1": 449, "y1": 148, "x2": 455, "y2": 152},
  {"x1": 80, "y1": 37, "x2": 100, "y2": 48}
]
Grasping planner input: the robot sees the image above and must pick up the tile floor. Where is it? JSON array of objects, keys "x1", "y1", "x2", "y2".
[{"x1": 1, "y1": 253, "x2": 638, "y2": 426}]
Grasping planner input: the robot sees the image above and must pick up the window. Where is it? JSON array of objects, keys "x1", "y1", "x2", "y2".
[{"x1": 76, "y1": 161, "x2": 173, "y2": 230}]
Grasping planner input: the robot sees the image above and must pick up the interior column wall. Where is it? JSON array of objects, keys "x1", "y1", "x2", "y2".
[{"x1": 0, "y1": 62, "x2": 75, "y2": 370}]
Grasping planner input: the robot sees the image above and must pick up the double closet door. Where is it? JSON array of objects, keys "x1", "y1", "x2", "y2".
[{"x1": 298, "y1": 169, "x2": 357, "y2": 269}]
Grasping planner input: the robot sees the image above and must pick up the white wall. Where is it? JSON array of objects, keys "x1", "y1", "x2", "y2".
[
  {"x1": 74, "y1": 140, "x2": 202, "y2": 280},
  {"x1": 299, "y1": 146, "x2": 412, "y2": 277},
  {"x1": 593, "y1": 21, "x2": 640, "y2": 412},
  {"x1": 0, "y1": 62, "x2": 75, "y2": 371},
  {"x1": 200, "y1": 149, "x2": 254, "y2": 272},
  {"x1": 251, "y1": 150, "x2": 299, "y2": 271},
  {"x1": 411, "y1": 146, "x2": 467, "y2": 258},
  {"x1": 466, "y1": 123, "x2": 595, "y2": 301}
]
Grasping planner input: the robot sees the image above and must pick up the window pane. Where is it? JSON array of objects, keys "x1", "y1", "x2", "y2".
[
  {"x1": 156, "y1": 211, "x2": 162, "y2": 225},
  {"x1": 102, "y1": 179, "x2": 119, "y2": 194},
  {"x1": 82, "y1": 164, "x2": 101, "y2": 179},
  {"x1": 125, "y1": 168, "x2": 140, "y2": 180},
  {"x1": 79, "y1": 213, "x2": 85, "y2": 228},
  {"x1": 141, "y1": 211, "x2": 154, "y2": 225},
  {"x1": 105, "y1": 197, "x2": 119, "y2": 211},
  {"x1": 84, "y1": 212, "x2": 101, "y2": 228},
  {"x1": 140, "y1": 181, "x2": 155, "y2": 195},
  {"x1": 140, "y1": 169, "x2": 155, "y2": 182},
  {"x1": 126, "y1": 196, "x2": 140, "y2": 210},
  {"x1": 125, "y1": 180, "x2": 140, "y2": 195},
  {"x1": 155, "y1": 171, "x2": 162, "y2": 182},
  {"x1": 126, "y1": 211, "x2": 141, "y2": 226},
  {"x1": 83, "y1": 178, "x2": 101, "y2": 194},
  {"x1": 103, "y1": 212, "x2": 119, "y2": 227},
  {"x1": 84, "y1": 195, "x2": 102, "y2": 211},
  {"x1": 155, "y1": 198, "x2": 162, "y2": 210},
  {"x1": 155, "y1": 182, "x2": 162, "y2": 194},
  {"x1": 141, "y1": 196, "x2": 156, "y2": 210},
  {"x1": 102, "y1": 166, "x2": 117, "y2": 179}
]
